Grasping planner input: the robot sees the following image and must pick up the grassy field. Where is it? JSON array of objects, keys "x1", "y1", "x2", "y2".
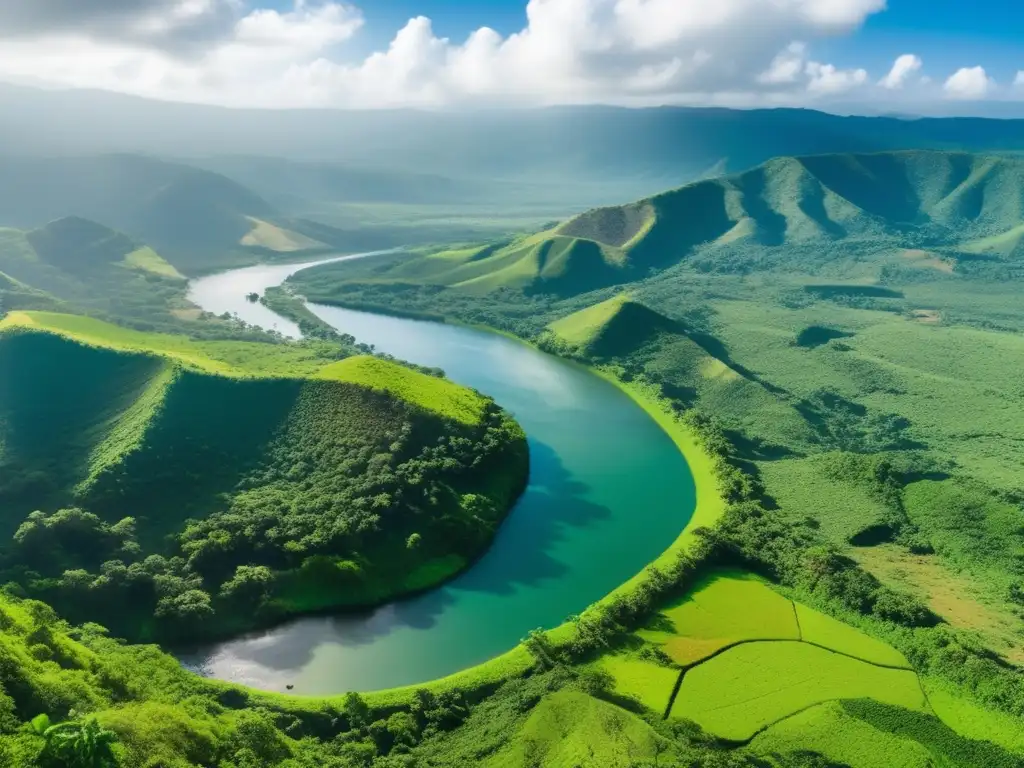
[
  {"x1": 594, "y1": 570, "x2": 924, "y2": 748},
  {"x1": 670, "y1": 642, "x2": 926, "y2": 742},
  {"x1": 924, "y1": 681, "x2": 1024, "y2": 755},
  {"x1": 749, "y1": 701, "x2": 934, "y2": 768},
  {"x1": 795, "y1": 603, "x2": 910, "y2": 667},
  {"x1": 595, "y1": 655, "x2": 679, "y2": 714},
  {"x1": 637, "y1": 571, "x2": 799, "y2": 666},
  {"x1": 240, "y1": 217, "x2": 327, "y2": 252}
]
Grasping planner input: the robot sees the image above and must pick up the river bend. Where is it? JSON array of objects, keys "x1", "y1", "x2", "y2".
[{"x1": 180, "y1": 253, "x2": 695, "y2": 694}]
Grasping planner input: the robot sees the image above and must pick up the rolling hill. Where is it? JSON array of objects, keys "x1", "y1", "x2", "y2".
[
  {"x1": 0, "y1": 311, "x2": 528, "y2": 643},
  {"x1": 321, "y1": 150, "x2": 1024, "y2": 297},
  {"x1": 0, "y1": 154, "x2": 364, "y2": 273},
  {"x1": 0, "y1": 216, "x2": 190, "y2": 324},
  {"x1": 551, "y1": 149, "x2": 1024, "y2": 279}
]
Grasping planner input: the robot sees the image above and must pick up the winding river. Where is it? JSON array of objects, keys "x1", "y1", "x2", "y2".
[{"x1": 181, "y1": 253, "x2": 696, "y2": 695}]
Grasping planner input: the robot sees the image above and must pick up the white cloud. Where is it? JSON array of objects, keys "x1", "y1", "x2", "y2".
[
  {"x1": 806, "y1": 61, "x2": 868, "y2": 93},
  {"x1": 0, "y1": 0, "x2": 920, "y2": 108},
  {"x1": 943, "y1": 66, "x2": 994, "y2": 99},
  {"x1": 1015, "y1": 71, "x2": 1024, "y2": 87},
  {"x1": 879, "y1": 53, "x2": 921, "y2": 89},
  {"x1": 758, "y1": 42, "x2": 808, "y2": 84}
]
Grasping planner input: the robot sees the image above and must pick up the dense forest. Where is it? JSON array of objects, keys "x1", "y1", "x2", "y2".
[{"x1": 0, "y1": 319, "x2": 528, "y2": 646}]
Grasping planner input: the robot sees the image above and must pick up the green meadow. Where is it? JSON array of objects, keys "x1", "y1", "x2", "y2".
[{"x1": 670, "y1": 642, "x2": 926, "y2": 742}]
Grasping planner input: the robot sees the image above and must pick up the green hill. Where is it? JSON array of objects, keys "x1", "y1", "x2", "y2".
[
  {"x1": 0, "y1": 311, "x2": 528, "y2": 643},
  {"x1": 319, "y1": 150, "x2": 1024, "y2": 298},
  {"x1": 554, "y1": 150, "x2": 1024, "y2": 279},
  {"x1": 0, "y1": 217, "x2": 189, "y2": 325},
  {"x1": 544, "y1": 295, "x2": 682, "y2": 358},
  {"x1": 24, "y1": 216, "x2": 143, "y2": 274},
  {"x1": 0, "y1": 155, "x2": 358, "y2": 273}
]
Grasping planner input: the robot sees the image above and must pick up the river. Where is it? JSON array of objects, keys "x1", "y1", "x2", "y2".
[{"x1": 181, "y1": 253, "x2": 696, "y2": 695}]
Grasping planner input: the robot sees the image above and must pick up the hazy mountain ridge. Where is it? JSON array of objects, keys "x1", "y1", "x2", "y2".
[
  {"x1": 0, "y1": 154, "x2": 376, "y2": 272},
  {"x1": 5, "y1": 83, "x2": 1024, "y2": 187},
  {"x1": 299, "y1": 149, "x2": 1024, "y2": 299}
]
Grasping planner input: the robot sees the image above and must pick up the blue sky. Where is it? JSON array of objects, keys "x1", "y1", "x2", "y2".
[
  {"x1": 333, "y1": 0, "x2": 1024, "y2": 106},
  {"x1": 351, "y1": 0, "x2": 1023, "y2": 74},
  {"x1": 0, "y1": 0, "x2": 1021, "y2": 110},
  {"x1": 831, "y1": 0, "x2": 1024, "y2": 80}
]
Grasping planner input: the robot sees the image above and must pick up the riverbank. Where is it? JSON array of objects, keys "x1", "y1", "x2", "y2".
[
  {"x1": 349, "y1": 364, "x2": 726, "y2": 710},
  {"x1": 199, "y1": 356, "x2": 726, "y2": 714},
  {"x1": 183, "y1": 259, "x2": 704, "y2": 695}
]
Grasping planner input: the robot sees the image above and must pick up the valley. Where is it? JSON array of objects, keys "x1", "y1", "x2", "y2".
[
  {"x1": 179, "y1": 258, "x2": 698, "y2": 693},
  {"x1": 1, "y1": 111, "x2": 1024, "y2": 767}
]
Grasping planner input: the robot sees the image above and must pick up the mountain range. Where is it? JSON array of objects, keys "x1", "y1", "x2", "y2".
[
  {"x1": 5, "y1": 82, "x2": 1024, "y2": 194},
  {"x1": 345, "y1": 150, "x2": 1024, "y2": 298}
]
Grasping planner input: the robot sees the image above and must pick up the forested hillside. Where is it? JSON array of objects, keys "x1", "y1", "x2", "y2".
[{"x1": 0, "y1": 312, "x2": 527, "y2": 644}]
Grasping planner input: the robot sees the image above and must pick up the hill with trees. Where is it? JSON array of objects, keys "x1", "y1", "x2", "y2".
[
  {"x1": 0, "y1": 311, "x2": 528, "y2": 644},
  {"x1": 0, "y1": 216, "x2": 200, "y2": 331}
]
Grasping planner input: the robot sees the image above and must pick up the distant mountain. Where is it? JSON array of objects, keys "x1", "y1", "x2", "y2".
[
  {"x1": 0, "y1": 154, "x2": 370, "y2": 272},
  {"x1": 190, "y1": 156, "x2": 552, "y2": 210},
  {"x1": 332, "y1": 150, "x2": 1024, "y2": 297},
  {"x1": 4, "y1": 83, "x2": 1024, "y2": 194}
]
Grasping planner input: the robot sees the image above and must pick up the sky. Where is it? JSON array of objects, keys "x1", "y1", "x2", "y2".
[{"x1": 0, "y1": 0, "x2": 1021, "y2": 112}]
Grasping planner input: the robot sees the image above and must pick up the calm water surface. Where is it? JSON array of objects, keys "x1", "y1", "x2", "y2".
[{"x1": 181, "y1": 254, "x2": 695, "y2": 694}]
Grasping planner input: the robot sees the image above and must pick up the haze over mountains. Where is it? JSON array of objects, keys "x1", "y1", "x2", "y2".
[{"x1": 5, "y1": 83, "x2": 1024, "y2": 199}]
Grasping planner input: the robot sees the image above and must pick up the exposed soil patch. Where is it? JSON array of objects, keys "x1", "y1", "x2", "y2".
[
  {"x1": 901, "y1": 249, "x2": 954, "y2": 274},
  {"x1": 854, "y1": 544, "x2": 1024, "y2": 664},
  {"x1": 910, "y1": 309, "x2": 941, "y2": 324}
]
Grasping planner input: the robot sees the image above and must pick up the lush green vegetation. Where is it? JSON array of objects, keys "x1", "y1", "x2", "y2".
[
  {"x1": 287, "y1": 148, "x2": 1024, "y2": 765},
  {"x1": 5, "y1": 144, "x2": 1024, "y2": 765},
  {"x1": 670, "y1": 642, "x2": 926, "y2": 742},
  {"x1": 0, "y1": 313, "x2": 527, "y2": 645}
]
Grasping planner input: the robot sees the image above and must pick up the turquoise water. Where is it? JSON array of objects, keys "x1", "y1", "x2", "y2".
[{"x1": 181, "y1": 256, "x2": 695, "y2": 695}]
